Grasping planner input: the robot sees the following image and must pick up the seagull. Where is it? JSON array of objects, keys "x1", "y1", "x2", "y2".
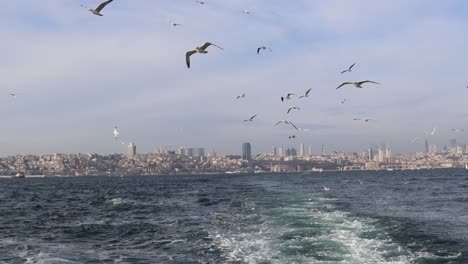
[
  {"x1": 288, "y1": 135, "x2": 296, "y2": 139},
  {"x1": 171, "y1": 21, "x2": 183, "y2": 26},
  {"x1": 281, "y1": 93, "x2": 295, "y2": 102},
  {"x1": 340, "y1": 63, "x2": 356, "y2": 74},
  {"x1": 257, "y1": 46, "x2": 272, "y2": 54},
  {"x1": 186, "y1": 42, "x2": 224, "y2": 68},
  {"x1": 323, "y1": 186, "x2": 331, "y2": 191},
  {"x1": 9, "y1": 93, "x2": 16, "y2": 98},
  {"x1": 410, "y1": 137, "x2": 421, "y2": 144},
  {"x1": 358, "y1": 179, "x2": 364, "y2": 185},
  {"x1": 287, "y1": 106, "x2": 301, "y2": 114},
  {"x1": 195, "y1": 1, "x2": 205, "y2": 4},
  {"x1": 341, "y1": 99, "x2": 346, "y2": 104},
  {"x1": 243, "y1": 10, "x2": 251, "y2": 14},
  {"x1": 275, "y1": 120, "x2": 299, "y2": 130},
  {"x1": 255, "y1": 153, "x2": 266, "y2": 160},
  {"x1": 243, "y1": 115, "x2": 257, "y2": 122},
  {"x1": 353, "y1": 118, "x2": 372, "y2": 122},
  {"x1": 299, "y1": 88, "x2": 312, "y2": 98},
  {"x1": 113, "y1": 126, "x2": 119, "y2": 142},
  {"x1": 452, "y1": 129, "x2": 465, "y2": 133},
  {"x1": 425, "y1": 126, "x2": 437, "y2": 136},
  {"x1": 336, "y1": 80, "x2": 380, "y2": 89},
  {"x1": 81, "y1": 0, "x2": 113, "y2": 16},
  {"x1": 236, "y1": 94, "x2": 246, "y2": 99}
]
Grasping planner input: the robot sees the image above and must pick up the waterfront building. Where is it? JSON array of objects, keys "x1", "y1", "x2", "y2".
[
  {"x1": 242, "y1": 143, "x2": 252, "y2": 161},
  {"x1": 128, "y1": 143, "x2": 136, "y2": 159}
]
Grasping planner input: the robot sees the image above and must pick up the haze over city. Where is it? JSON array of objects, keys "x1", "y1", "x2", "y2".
[{"x1": 1, "y1": 0, "x2": 468, "y2": 155}]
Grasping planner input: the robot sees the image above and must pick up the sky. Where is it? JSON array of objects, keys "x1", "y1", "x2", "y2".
[{"x1": 1, "y1": 0, "x2": 468, "y2": 156}]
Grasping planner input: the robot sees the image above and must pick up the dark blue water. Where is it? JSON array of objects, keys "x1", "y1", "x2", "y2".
[{"x1": 0, "y1": 169, "x2": 467, "y2": 263}]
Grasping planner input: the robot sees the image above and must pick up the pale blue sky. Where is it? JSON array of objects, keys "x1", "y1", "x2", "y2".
[{"x1": 1, "y1": 0, "x2": 468, "y2": 155}]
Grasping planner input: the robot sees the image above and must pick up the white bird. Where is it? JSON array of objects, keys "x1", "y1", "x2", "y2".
[
  {"x1": 425, "y1": 126, "x2": 437, "y2": 136},
  {"x1": 281, "y1": 93, "x2": 295, "y2": 102},
  {"x1": 410, "y1": 137, "x2": 421, "y2": 144},
  {"x1": 195, "y1": 1, "x2": 205, "y2": 4},
  {"x1": 275, "y1": 120, "x2": 299, "y2": 130},
  {"x1": 299, "y1": 88, "x2": 312, "y2": 98},
  {"x1": 341, "y1": 99, "x2": 346, "y2": 104},
  {"x1": 255, "y1": 153, "x2": 265, "y2": 160},
  {"x1": 243, "y1": 10, "x2": 251, "y2": 14},
  {"x1": 186, "y1": 42, "x2": 224, "y2": 68},
  {"x1": 358, "y1": 179, "x2": 364, "y2": 185},
  {"x1": 287, "y1": 106, "x2": 301, "y2": 114},
  {"x1": 340, "y1": 63, "x2": 356, "y2": 74},
  {"x1": 113, "y1": 126, "x2": 119, "y2": 142},
  {"x1": 243, "y1": 115, "x2": 257, "y2": 122},
  {"x1": 81, "y1": 0, "x2": 113, "y2": 16},
  {"x1": 236, "y1": 94, "x2": 246, "y2": 99},
  {"x1": 257, "y1": 46, "x2": 272, "y2": 54},
  {"x1": 323, "y1": 186, "x2": 330, "y2": 191},
  {"x1": 336, "y1": 80, "x2": 380, "y2": 89}
]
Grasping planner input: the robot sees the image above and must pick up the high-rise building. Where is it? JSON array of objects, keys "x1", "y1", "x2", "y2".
[
  {"x1": 299, "y1": 143, "x2": 305, "y2": 157},
  {"x1": 321, "y1": 144, "x2": 326, "y2": 156},
  {"x1": 385, "y1": 145, "x2": 392, "y2": 158},
  {"x1": 197, "y1": 148, "x2": 205, "y2": 157},
  {"x1": 308, "y1": 145, "x2": 313, "y2": 156},
  {"x1": 187, "y1": 148, "x2": 195, "y2": 157},
  {"x1": 278, "y1": 147, "x2": 284, "y2": 157},
  {"x1": 425, "y1": 139, "x2": 429, "y2": 153},
  {"x1": 128, "y1": 143, "x2": 136, "y2": 159},
  {"x1": 450, "y1": 139, "x2": 457, "y2": 148},
  {"x1": 242, "y1": 143, "x2": 252, "y2": 161},
  {"x1": 272, "y1": 147, "x2": 278, "y2": 156},
  {"x1": 286, "y1": 148, "x2": 297, "y2": 157}
]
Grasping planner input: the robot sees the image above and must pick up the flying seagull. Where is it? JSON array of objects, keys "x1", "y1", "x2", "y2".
[
  {"x1": 281, "y1": 93, "x2": 295, "y2": 102},
  {"x1": 81, "y1": 0, "x2": 113, "y2": 16},
  {"x1": 9, "y1": 93, "x2": 16, "y2": 98},
  {"x1": 299, "y1": 88, "x2": 312, "y2": 98},
  {"x1": 353, "y1": 118, "x2": 373, "y2": 122},
  {"x1": 186, "y1": 42, "x2": 224, "y2": 68},
  {"x1": 452, "y1": 129, "x2": 465, "y2": 133},
  {"x1": 336, "y1": 80, "x2": 380, "y2": 89},
  {"x1": 243, "y1": 115, "x2": 257, "y2": 122},
  {"x1": 287, "y1": 106, "x2": 301, "y2": 114},
  {"x1": 243, "y1": 10, "x2": 251, "y2": 14},
  {"x1": 113, "y1": 126, "x2": 119, "y2": 142},
  {"x1": 410, "y1": 137, "x2": 421, "y2": 144},
  {"x1": 275, "y1": 120, "x2": 299, "y2": 130},
  {"x1": 195, "y1": 1, "x2": 205, "y2": 4},
  {"x1": 340, "y1": 63, "x2": 356, "y2": 74},
  {"x1": 288, "y1": 135, "x2": 296, "y2": 139},
  {"x1": 257, "y1": 46, "x2": 272, "y2": 54},
  {"x1": 171, "y1": 21, "x2": 183, "y2": 26},
  {"x1": 236, "y1": 94, "x2": 246, "y2": 99},
  {"x1": 425, "y1": 126, "x2": 437, "y2": 136},
  {"x1": 323, "y1": 186, "x2": 331, "y2": 191},
  {"x1": 341, "y1": 99, "x2": 346, "y2": 104},
  {"x1": 255, "y1": 153, "x2": 265, "y2": 160}
]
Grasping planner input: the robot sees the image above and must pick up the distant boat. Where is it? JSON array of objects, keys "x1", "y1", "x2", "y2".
[{"x1": 13, "y1": 172, "x2": 25, "y2": 178}]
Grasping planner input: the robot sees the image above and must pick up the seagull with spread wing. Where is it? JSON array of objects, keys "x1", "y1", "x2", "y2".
[
  {"x1": 340, "y1": 63, "x2": 356, "y2": 74},
  {"x1": 336, "y1": 80, "x2": 379, "y2": 89},
  {"x1": 257, "y1": 46, "x2": 272, "y2": 54},
  {"x1": 113, "y1": 126, "x2": 119, "y2": 142},
  {"x1": 281, "y1": 93, "x2": 295, "y2": 102},
  {"x1": 236, "y1": 94, "x2": 246, "y2": 99},
  {"x1": 299, "y1": 88, "x2": 311, "y2": 98},
  {"x1": 275, "y1": 120, "x2": 299, "y2": 130},
  {"x1": 243, "y1": 115, "x2": 257, "y2": 122},
  {"x1": 186, "y1": 42, "x2": 224, "y2": 68},
  {"x1": 81, "y1": 0, "x2": 114, "y2": 16},
  {"x1": 287, "y1": 106, "x2": 301, "y2": 114}
]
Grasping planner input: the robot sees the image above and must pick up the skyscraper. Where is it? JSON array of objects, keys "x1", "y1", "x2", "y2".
[
  {"x1": 450, "y1": 139, "x2": 457, "y2": 148},
  {"x1": 272, "y1": 147, "x2": 278, "y2": 156},
  {"x1": 425, "y1": 139, "x2": 429, "y2": 153},
  {"x1": 242, "y1": 143, "x2": 252, "y2": 161},
  {"x1": 321, "y1": 144, "x2": 326, "y2": 156},
  {"x1": 308, "y1": 145, "x2": 313, "y2": 156},
  {"x1": 128, "y1": 143, "x2": 136, "y2": 159},
  {"x1": 299, "y1": 143, "x2": 305, "y2": 157}
]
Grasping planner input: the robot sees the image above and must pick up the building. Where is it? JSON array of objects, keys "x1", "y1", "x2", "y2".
[
  {"x1": 308, "y1": 145, "x2": 313, "y2": 156},
  {"x1": 286, "y1": 148, "x2": 297, "y2": 157},
  {"x1": 272, "y1": 147, "x2": 278, "y2": 156},
  {"x1": 321, "y1": 144, "x2": 326, "y2": 156},
  {"x1": 128, "y1": 143, "x2": 136, "y2": 159},
  {"x1": 425, "y1": 139, "x2": 430, "y2": 153},
  {"x1": 197, "y1": 148, "x2": 205, "y2": 157},
  {"x1": 242, "y1": 143, "x2": 252, "y2": 161},
  {"x1": 299, "y1": 143, "x2": 305, "y2": 157}
]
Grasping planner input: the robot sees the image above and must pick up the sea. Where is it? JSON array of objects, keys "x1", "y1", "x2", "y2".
[{"x1": 0, "y1": 169, "x2": 467, "y2": 264}]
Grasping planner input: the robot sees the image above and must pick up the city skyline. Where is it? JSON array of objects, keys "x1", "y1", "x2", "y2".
[{"x1": 1, "y1": 1, "x2": 468, "y2": 155}]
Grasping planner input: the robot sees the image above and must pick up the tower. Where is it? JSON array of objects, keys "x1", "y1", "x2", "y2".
[
  {"x1": 128, "y1": 143, "x2": 136, "y2": 159},
  {"x1": 242, "y1": 143, "x2": 252, "y2": 161},
  {"x1": 299, "y1": 143, "x2": 305, "y2": 157}
]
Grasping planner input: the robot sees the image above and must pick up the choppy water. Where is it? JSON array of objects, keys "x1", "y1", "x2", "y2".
[{"x1": 0, "y1": 169, "x2": 467, "y2": 264}]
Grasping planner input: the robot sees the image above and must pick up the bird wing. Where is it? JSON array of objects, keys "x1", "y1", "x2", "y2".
[
  {"x1": 305, "y1": 88, "x2": 311, "y2": 96},
  {"x1": 202, "y1": 42, "x2": 223, "y2": 50},
  {"x1": 281, "y1": 97, "x2": 284, "y2": 102},
  {"x1": 299, "y1": 96, "x2": 305, "y2": 98},
  {"x1": 287, "y1": 108, "x2": 292, "y2": 114},
  {"x1": 268, "y1": 47, "x2": 272, "y2": 52},
  {"x1": 185, "y1": 50, "x2": 197, "y2": 68},
  {"x1": 336, "y1": 82, "x2": 352, "y2": 89},
  {"x1": 257, "y1": 47, "x2": 261, "y2": 54},
  {"x1": 340, "y1": 69, "x2": 349, "y2": 74},
  {"x1": 250, "y1": 115, "x2": 257, "y2": 120},
  {"x1": 359, "y1": 80, "x2": 380, "y2": 85},
  {"x1": 95, "y1": 0, "x2": 113, "y2": 12},
  {"x1": 287, "y1": 93, "x2": 295, "y2": 97},
  {"x1": 274, "y1": 121, "x2": 284, "y2": 126},
  {"x1": 288, "y1": 122, "x2": 299, "y2": 130},
  {"x1": 349, "y1": 63, "x2": 356, "y2": 70}
]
